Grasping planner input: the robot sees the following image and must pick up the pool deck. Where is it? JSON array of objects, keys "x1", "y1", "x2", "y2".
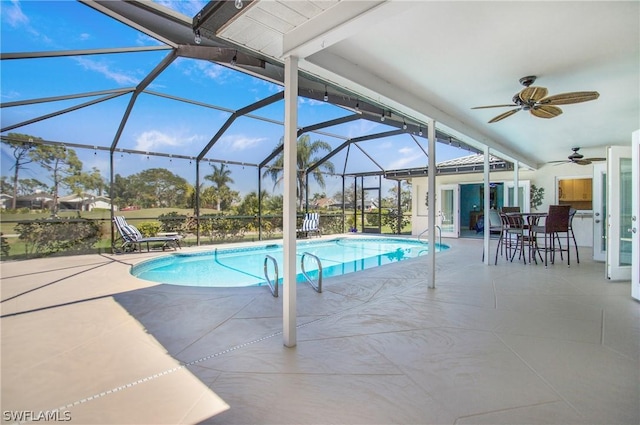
[{"x1": 1, "y1": 236, "x2": 638, "y2": 424}]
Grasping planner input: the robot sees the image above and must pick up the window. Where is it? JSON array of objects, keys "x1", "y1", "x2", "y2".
[{"x1": 557, "y1": 177, "x2": 593, "y2": 211}]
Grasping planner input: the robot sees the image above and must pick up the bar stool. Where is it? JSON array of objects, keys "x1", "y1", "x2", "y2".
[{"x1": 532, "y1": 205, "x2": 571, "y2": 267}]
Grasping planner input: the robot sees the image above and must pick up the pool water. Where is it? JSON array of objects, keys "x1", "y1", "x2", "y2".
[{"x1": 131, "y1": 237, "x2": 448, "y2": 287}]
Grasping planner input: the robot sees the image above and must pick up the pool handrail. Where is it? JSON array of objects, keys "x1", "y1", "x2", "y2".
[
  {"x1": 300, "y1": 252, "x2": 322, "y2": 293},
  {"x1": 418, "y1": 225, "x2": 442, "y2": 246},
  {"x1": 263, "y1": 255, "x2": 279, "y2": 297}
]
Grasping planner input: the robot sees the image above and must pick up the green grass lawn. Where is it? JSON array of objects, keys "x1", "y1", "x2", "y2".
[{"x1": 0, "y1": 208, "x2": 412, "y2": 260}]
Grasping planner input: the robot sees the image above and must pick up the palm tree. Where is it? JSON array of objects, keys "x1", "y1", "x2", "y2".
[
  {"x1": 205, "y1": 163, "x2": 234, "y2": 211},
  {"x1": 263, "y1": 135, "x2": 335, "y2": 210}
]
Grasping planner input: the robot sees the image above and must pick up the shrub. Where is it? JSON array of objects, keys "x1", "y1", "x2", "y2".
[
  {"x1": 158, "y1": 211, "x2": 187, "y2": 233},
  {"x1": 137, "y1": 221, "x2": 161, "y2": 237},
  {"x1": 0, "y1": 233, "x2": 10, "y2": 257},
  {"x1": 15, "y1": 218, "x2": 102, "y2": 256},
  {"x1": 382, "y1": 209, "x2": 410, "y2": 234}
]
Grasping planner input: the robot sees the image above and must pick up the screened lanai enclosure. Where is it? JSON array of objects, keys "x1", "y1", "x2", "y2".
[{"x1": 0, "y1": 0, "x2": 478, "y2": 258}]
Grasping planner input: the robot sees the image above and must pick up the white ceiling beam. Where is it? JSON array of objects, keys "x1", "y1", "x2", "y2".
[{"x1": 282, "y1": 1, "x2": 406, "y2": 59}]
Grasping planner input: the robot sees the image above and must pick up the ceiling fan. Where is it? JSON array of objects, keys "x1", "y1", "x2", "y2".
[
  {"x1": 472, "y1": 76, "x2": 599, "y2": 123},
  {"x1": 548, "y1": 147, "x2": 606, "y2": 166}
]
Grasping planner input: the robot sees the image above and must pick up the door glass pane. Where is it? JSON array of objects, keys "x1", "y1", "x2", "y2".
[
  {"x1": 440, "y1": 189, "x2": 454, "y2": 233},
  {"x1": 507, "y1": 186, "x2": 526, "y2": 210},
  {"x1": 619, "y1": 158, "x2": 632, "y2": 266},
  {"x1": 601, "y1": 173, "x2": 607, "y2": 253}
]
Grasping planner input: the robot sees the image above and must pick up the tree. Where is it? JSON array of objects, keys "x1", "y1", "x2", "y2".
[
  {"x1": 387, "y1": 181, "x2": 412, "y2": 211},
  {"x1": 29, "y1": 145, "x2": 82, "y2": 216},
  {"x1": 18, "y1": 178, "x2": 48, "y2": 195},
  {"x1": 264, "y1": 194, "x2": 283, "y2": 213},
  {"x1": 0, "y1": 176, "x2": 13, "y2": 194},
  {"x1": 263, "y1": 135, "x2": 335, "y2": 210},
  {"x1": 128, "y1": 168, "x2": 192, "y2": 208},
  {"x1": 2, "y1": 133, "x2": 38, "y2": 209},
  {"x1": 334, "y1": 181, "x2": 360, "y2": 209},
  {"x1": 66, "y1": 167, "x2": 106, "y2": 197},
  {"x1": 204, "y1": 163, "x2": 235, "y2": 211}
]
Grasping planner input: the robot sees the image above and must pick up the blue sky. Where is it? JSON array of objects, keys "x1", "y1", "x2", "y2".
[{"x1": 1, "y1": 0, "x2": 467, "y2": 198}]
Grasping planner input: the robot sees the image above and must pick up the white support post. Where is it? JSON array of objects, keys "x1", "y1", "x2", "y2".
[
  {"x1": 483, "y1": 146, "x2": 490, "y2": 265},
  {"x1": 513, "y1": 161, "x2": 519, "y2": 208},
  {"x1": 283, "y1": 55, "x2": 298, "y2": 347},
  {"x1": 427, "y1": 119, "x2": 436, "y2": 288}
]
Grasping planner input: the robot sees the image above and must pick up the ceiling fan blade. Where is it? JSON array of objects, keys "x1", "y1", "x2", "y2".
[
  {"x1": 539, "y1": 91, "x2": 600, "y2": 105},
  {"x1": 519, "y1": 86, "x2": 548, "y2": 103},
  {"x1": 574, "y1": 159, "x2": 592, "y2": 165},
  {"x1": 547, "y1": 160, "x2": 570, "y2": 164},
  {"x1": 488, "y1": 109, "x2": 519, "y2": 123},
  {"x1": 471, "y1": 104, "x2": 518, "y2": 109},
  {"x1": 531, "y1": 104, "x2": 563, "y2": 119},
  {"x1": 583, "y1": 157, "x2": 606, "y2": 162}
]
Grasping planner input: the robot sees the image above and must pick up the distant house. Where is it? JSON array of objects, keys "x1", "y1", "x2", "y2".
[
  {"x1": 311, "y1": 197, "x2": 337, "y2": 209},
  {"x1": 58, "y1": 193, "x2": 114, "y2": 211},
  {"x1": 15, "y1": 192, "x2": 53, "y2": 210},
  {"x1": 0, "y1": 194, "x2": 12, "y2": 210},
  {"x1": 15, "y1": 192, "x2": 114, "y2": 211}
]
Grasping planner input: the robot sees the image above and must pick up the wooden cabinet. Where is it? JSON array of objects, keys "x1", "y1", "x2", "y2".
[{"x1": 559, "y1": 178, "x2": 592, "y2": 201}]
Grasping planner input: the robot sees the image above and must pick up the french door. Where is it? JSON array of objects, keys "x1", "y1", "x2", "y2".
[
  {"x1": 631, "y1": 131, "x2": 639, "y2": 300},
  {"x1": 606, "y1": 145, "x2": 633, "y2": 280},
  {"x1": 438, "y1": 184, "x2": 459, "y2": 237},
  {"x1": 504, "y1": 181, "x2": 531, "y2": 211},
  {"x1": 592, "y1": 163, "x2": 607, "y2": 262}
]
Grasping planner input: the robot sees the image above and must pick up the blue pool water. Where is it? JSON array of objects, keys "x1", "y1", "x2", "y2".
[{"x1": 131, "y1": 237, "x2": 448, "y2": 287}]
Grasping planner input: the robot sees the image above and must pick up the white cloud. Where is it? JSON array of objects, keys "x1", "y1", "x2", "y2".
[
  {"x1": 73, "y1": 57, "x2": 140, "y2": 86},
  {"x1": 346, "y1": 120, "x2": 380, "y2": 138},
  {"x1": 134, "y1": 130, "x2": 202, "y2": 152},
  {"x1": 387, "y1": 154, "x2": 423, "y2": 170},
  {"x1": 3, "y1": 0, "x2": 41, "y2": 38},
  {"x1": 177, "y1": 58, "x2": 227, "y2": 81},
  {"x1": 79, "y1": 33, "x2": 91, "y2": 41},
  {"x1": 152, "y1": 0, "x2": 207, "y2": 17},
  {"x1": 219, "y1": 134, "x2": 267, "y2": 151},
  {"x1": 135, "y1": 32, "x2": 164, "y2": 46},
  {"x1": 299, "y1": 97, "x2": 323, "y2": 107},
  {"x1": 3, "y1": 0, "x2": 29, "y2": 28}
]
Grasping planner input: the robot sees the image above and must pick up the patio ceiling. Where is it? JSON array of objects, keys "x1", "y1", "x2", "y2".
[
  {"x1": 2, "y1": 1, "x2": 637, "y2": 176},
  {"x1": 205, "y1": 0, "x2": 639, "y2": 168}
]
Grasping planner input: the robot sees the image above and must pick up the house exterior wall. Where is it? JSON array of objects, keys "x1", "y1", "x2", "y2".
[{"x1": 411, "y1": 163, "x2": 596, "y2": 248}]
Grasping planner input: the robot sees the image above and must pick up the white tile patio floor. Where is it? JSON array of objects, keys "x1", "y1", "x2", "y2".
[{"x1": 1, "y1": 237, "x2": 638, "y2": 424}]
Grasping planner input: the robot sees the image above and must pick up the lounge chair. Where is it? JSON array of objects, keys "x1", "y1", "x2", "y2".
[
  {"x1": 296, "y1": 213, "x2": 321, "y2": 238},
  {"x1": 113, "y1": 216, "x2": 182, "y2": 252}
]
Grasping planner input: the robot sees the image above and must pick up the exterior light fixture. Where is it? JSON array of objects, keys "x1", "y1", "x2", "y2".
[
  {"x1": 355, "y1": 100, "x2": 360, "y2": 112},
  {"x1": 402, "y1": 120, "x2": 407, "y2": 130},
  {"x1": 324, "y1": 86, "x2": 329, "y2": 102},
  {"x1": 194, "y1": 29, "x2": 202, "y2": 44},
  {"x1": 381, "y1": 111, "x2": 386, "y2": 122},
  {"x1": 419, "y1": 126, "x2": 423, "y2": 136},
  {"x1": 231, "y1": 51, "x2": 237, "y2": 66},
  {"x1": 235, "y1": 0, "x2": 243, "y2": 9}
]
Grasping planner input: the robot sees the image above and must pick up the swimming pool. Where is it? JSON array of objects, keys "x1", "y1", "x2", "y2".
[{"x1": 131, "y1": 237, "x2": 448, "y2": 288}]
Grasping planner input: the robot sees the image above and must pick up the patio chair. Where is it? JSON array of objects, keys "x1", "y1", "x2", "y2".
[
  {"x1": 566, "y1": 207, "x2": 580, "y2": 263},
  {"x1": 113, "y1": 216, "x2": 181, "y2": 253},
  {"x1": 481, "y1": 209, "x2": 506, "y2": 263},
  {"x1": 297, "y1": 213, "x2": 321, "y2": 238},
  {"x1": 531, "y1": 205, "x2": 571, "y2": 267}
]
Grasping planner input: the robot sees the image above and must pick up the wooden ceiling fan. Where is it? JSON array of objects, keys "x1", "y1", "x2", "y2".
[
  {"x1": 472, "y1": 76, "x2": 599, "y2": 123},
  {"x1": 548, "y1": 147, "x2": 606, "y2": 166}
]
